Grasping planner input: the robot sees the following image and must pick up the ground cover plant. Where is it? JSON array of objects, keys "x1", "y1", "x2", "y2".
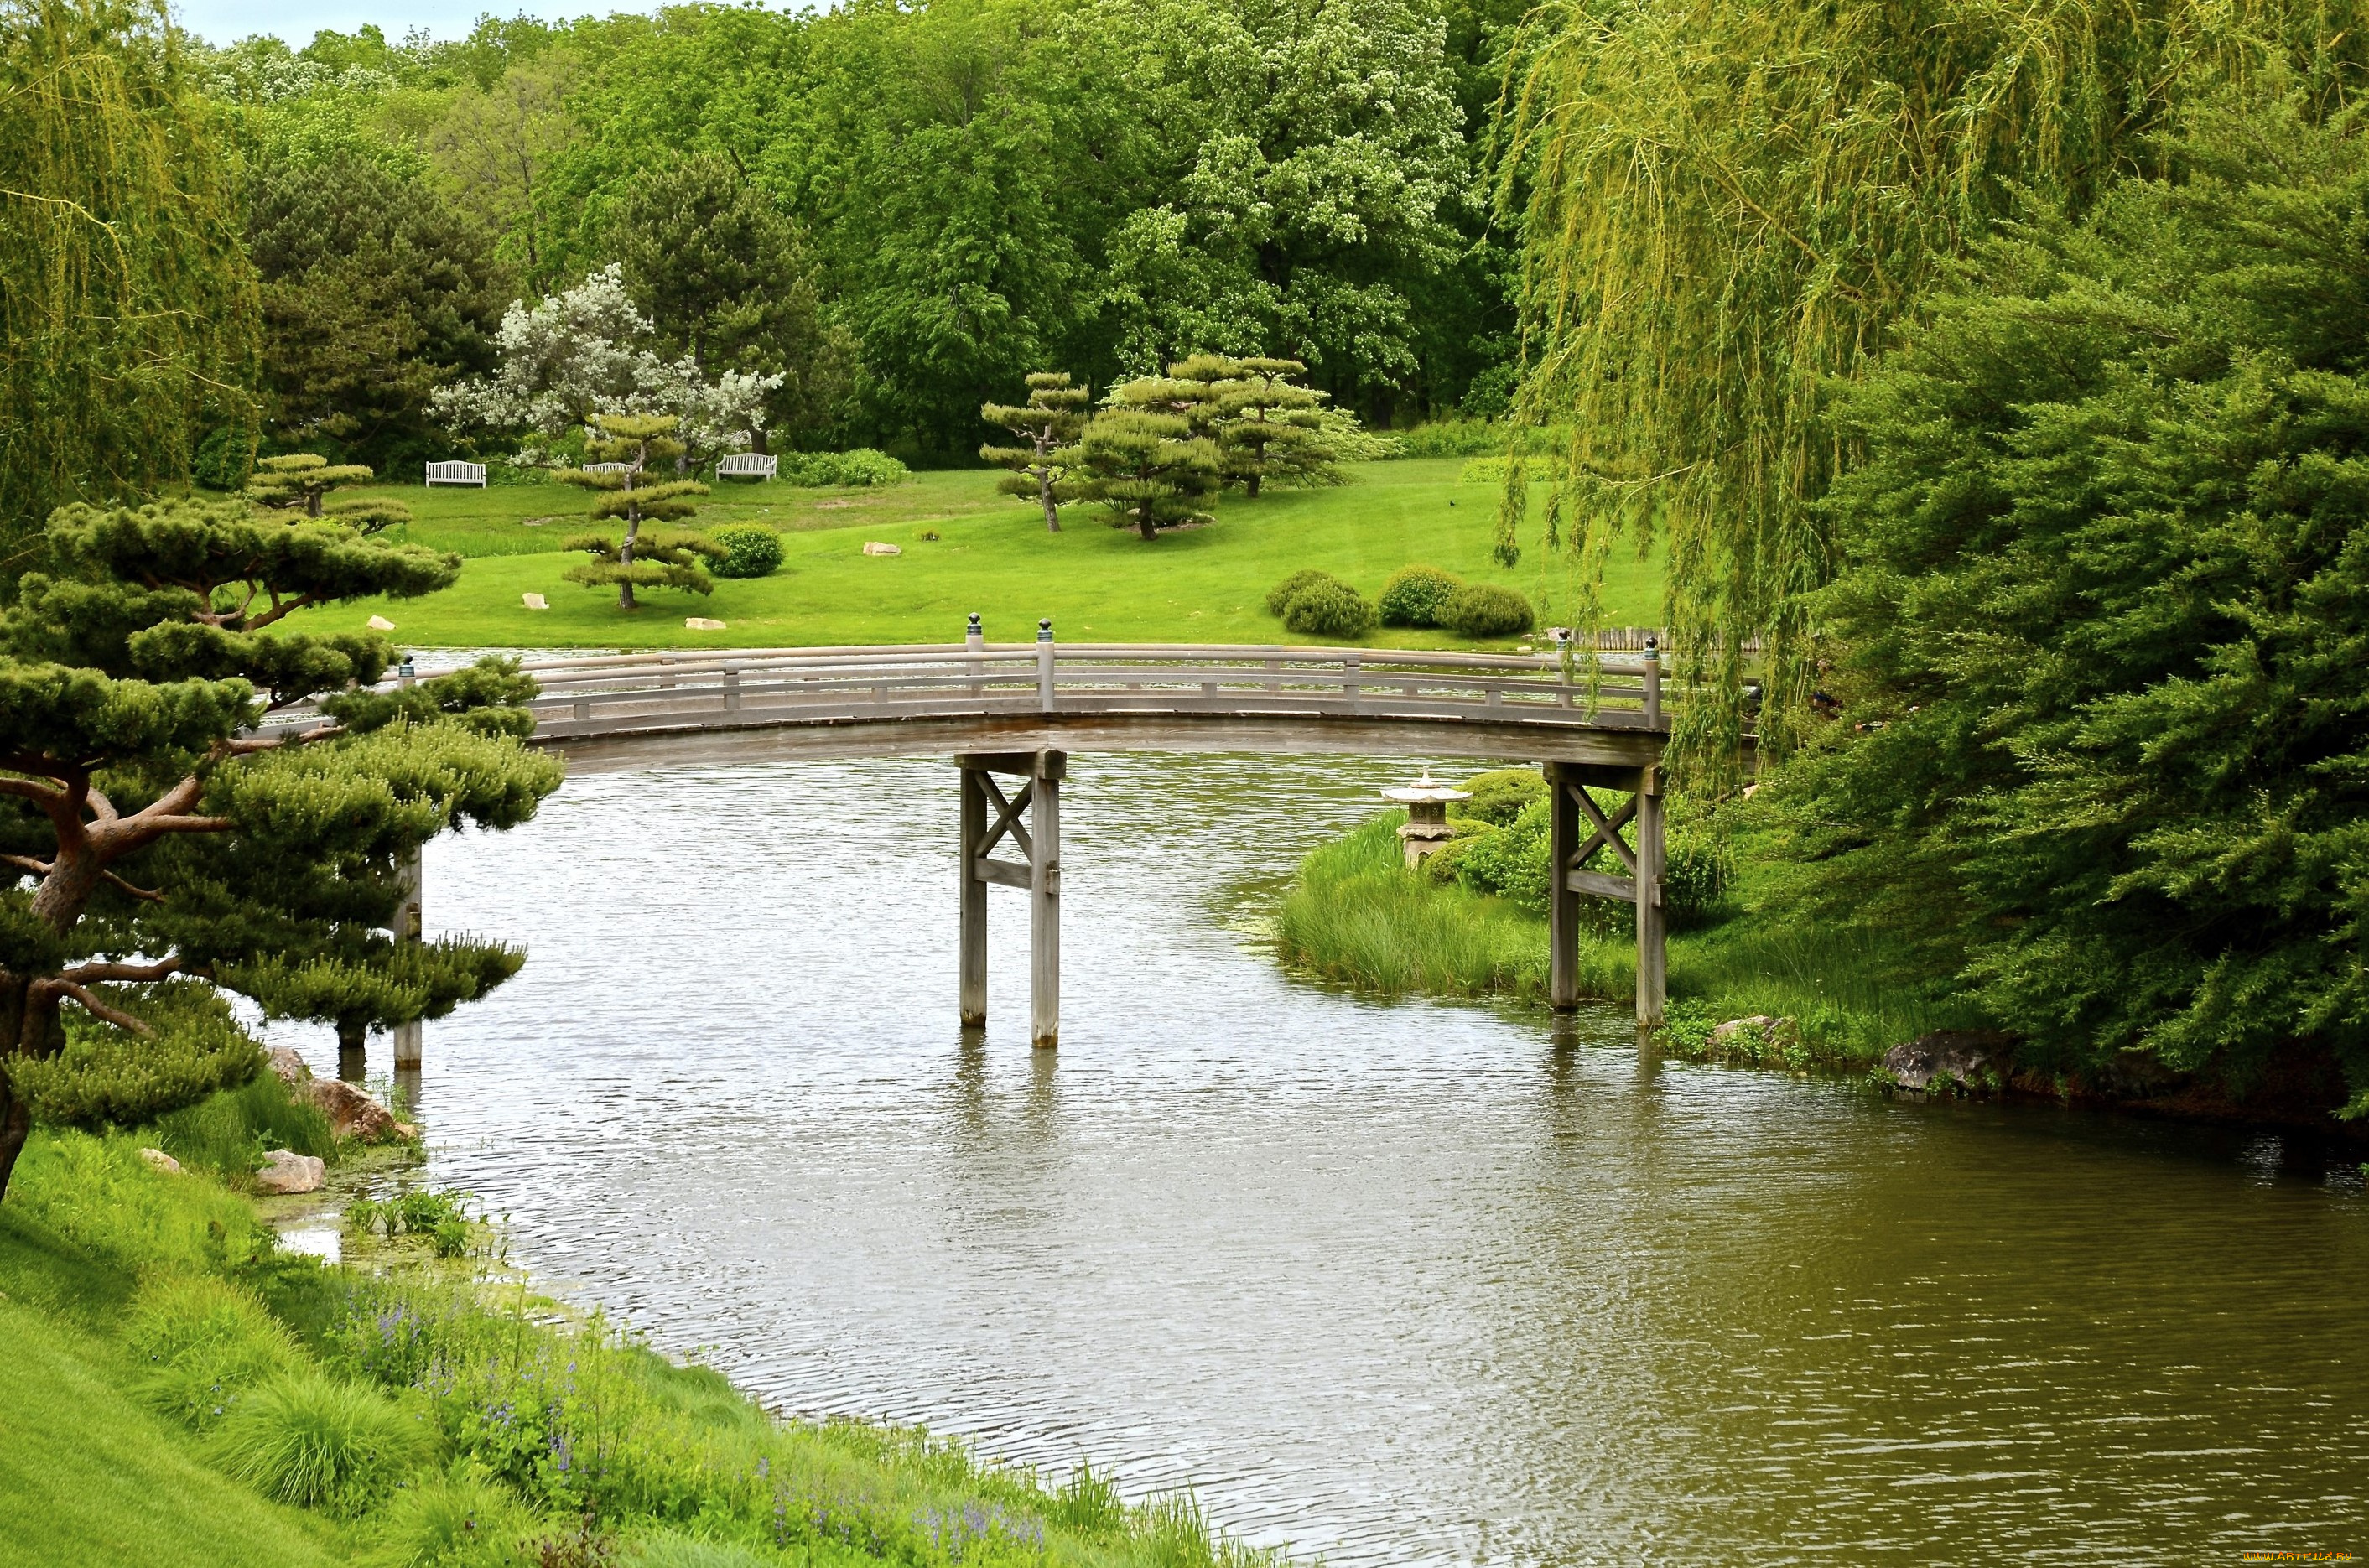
[
  {"x1": 291, "y1": 460, "x2": 1660, "y2": 649},
  {"x1": 0, "y1": 1083, "x2": 1307, "y2": 1568}
]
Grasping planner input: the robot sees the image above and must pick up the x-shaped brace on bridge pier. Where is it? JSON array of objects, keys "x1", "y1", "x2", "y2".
[
  {"x1": 957, "y1": 750, "x2": 1064, "y2": 1048},
  {"x1": 1545, "y1": 760, "x2": 1667, "y2": 1030}
]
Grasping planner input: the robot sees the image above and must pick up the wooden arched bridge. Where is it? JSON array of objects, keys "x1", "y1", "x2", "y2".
[{"x1": 335, "y1": 621, "x2": 1673, "y2": 1055}]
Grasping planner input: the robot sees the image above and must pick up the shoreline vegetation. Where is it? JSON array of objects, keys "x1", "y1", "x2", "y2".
[
  {"x1": 1272, "y1": 780, "x2": 2369, "y2": 1141},
  {"x1": 0, "y1": 1075, "x2": 1291, "y2": 1568}
]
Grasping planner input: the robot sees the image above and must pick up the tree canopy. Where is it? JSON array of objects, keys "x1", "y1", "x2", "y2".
[{"x1": 1779, "y1": 95, "x2": 2369, "y2": 1114}]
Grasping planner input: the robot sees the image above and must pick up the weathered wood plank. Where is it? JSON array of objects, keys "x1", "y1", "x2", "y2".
[{"x1": 975, "y1": 857, "x2": 1032, "y2": 890}]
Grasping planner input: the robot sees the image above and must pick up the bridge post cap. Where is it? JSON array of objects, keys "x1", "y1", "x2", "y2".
[
  {"x1": 1036, "y1": 618, "x2": 1053, "y2": 639},
  {"x1": 1644, "y1": 636, "x2": 1660, "y2": 654},
  {"x1": 967, "y1": 611, "x2": 982, "y2": 631}
]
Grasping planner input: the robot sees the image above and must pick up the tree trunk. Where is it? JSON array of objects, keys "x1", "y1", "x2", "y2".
[
  {"x1": 0, "y1": 1068, "x2": 29, "y2": 1204},
  {"x1": 337, "y1": 1018, "x2": 367, "y2": 1083},
  {"x1": 1136, "y1": 504, "x2": 1158, "y2": 542},
  {"x1": 1039, "y1": 470, "x2": 1061, "y2": 532},
  {"x1": 619, "y1": 510, "x2": 639, "y2": 611},
  {"x1": 0, "y1": 974, "x2": 53, "y2": 1204}
]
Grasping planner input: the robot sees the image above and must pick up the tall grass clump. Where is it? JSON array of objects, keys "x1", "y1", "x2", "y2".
[
  {"x1": 127, "y1": 1273, "x2": 304, "y2": 1431},
  {"x1": 210, "y1": 1371, "x2": 434, "y2": 1514},
  {"x1": 2, "y1": 1130, "x2": 270, "y2": 1275},
  {"x1": 155, "y1": 1072, "x2": 337, "y2": 1181},
  {"x1": 374, "y1": 1466, "x2": 537, "y2": 1567},
  {"x1": 1275, "y1": 816, "x2": 1631, "y2": 999}
]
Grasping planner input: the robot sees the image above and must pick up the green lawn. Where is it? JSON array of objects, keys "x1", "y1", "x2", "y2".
[{"x1": 295, "y1": 459, "x2": 1662, "y2": 650}]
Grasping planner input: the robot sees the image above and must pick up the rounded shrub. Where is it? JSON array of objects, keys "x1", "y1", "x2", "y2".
[
  {"x1": 1281, "y1": 579, "x2": 1378, "y2": 639},
  {"x1": 211, "y1": 1372, "x2": 434, "y2": 1513},
  {"x1": 1379, "y1": 565, "x2": 1462, "y2": 627},
  {"x1": 707, "y1": 524, "x2": 783, "y2": 579},
  {"x1": 832, "y1": 447, "x2": 909, "y2": 486},
  {"x1": 1265, "y1": 568, "x2": 1341, "y2": 617},
  {"x1": 1440, "y1": 582, "x2": 1536, "y2": 638},
  {"x1": 1452, "y1": 768, "x2": 1546, "y2": 828}
]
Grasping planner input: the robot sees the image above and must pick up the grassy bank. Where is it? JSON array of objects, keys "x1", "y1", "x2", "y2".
[
  {"x1": 0, "y1": 1083, "x2": 1294, "y2": 1567},
  {"x1": 1275, "y1": 811, "x2": 1978, "y2": 1072},
  {"x1": 283, "y1": 459, "x2": 1660, "y2": 651}
]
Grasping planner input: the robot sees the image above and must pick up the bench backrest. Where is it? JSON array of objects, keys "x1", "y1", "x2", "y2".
[
  {"x1": 424, "y1": 460, "x2": 487, "y2": 485},
  {"x1": 718, "y1": 453, "x2": 777, "y2": 477}
]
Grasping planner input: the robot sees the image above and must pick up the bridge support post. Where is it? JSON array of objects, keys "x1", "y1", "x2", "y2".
[
  {"x1": 1542, "y1": 759, "x2": 1665, "y2": 1034},
  {"x1": 392, "y1": 844, "x2": 423, "y2": 1070},
  {"x1": 1029, "y1": 757, "x2": 1060, "y2": 1051},
  {"x1": 1548, "y1": 763, "x2": 1582, "y2": 1012},
  {"x1": 954, "y1": 749, "x2": 1064, "y2": 1048},
  {"x1": 1633, "y1": 766, "x2": 1665, "y2": 1031}
]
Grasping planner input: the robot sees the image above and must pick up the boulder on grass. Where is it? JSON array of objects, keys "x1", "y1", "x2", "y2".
[
  {"x1": 139, "y1": 1147, "x2": 181, "y2": 1175},
  {"x1": 254, "y1": 1149, "x2": 325, "y2": 1195},
  {"x1": 1883, "y1": 1030, "x2": 2013, "y2": 1093},
  {"x1": 266, "y1": 1046, "x2": 311, "y2": 1086}
]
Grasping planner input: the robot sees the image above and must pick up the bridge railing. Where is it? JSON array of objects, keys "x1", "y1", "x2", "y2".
[{"x1": 263, "y1": 635, "x2": 1668, "y2": 740}]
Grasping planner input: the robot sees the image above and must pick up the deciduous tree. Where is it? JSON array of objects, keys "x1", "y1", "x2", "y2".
[{"x1": 0, "y1": 0, "x2": 256, "y2": 563}]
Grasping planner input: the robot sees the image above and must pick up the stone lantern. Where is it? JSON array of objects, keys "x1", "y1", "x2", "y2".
[{"x1": 1380, "y1": 769, "x2": 1472, "y2": 869}]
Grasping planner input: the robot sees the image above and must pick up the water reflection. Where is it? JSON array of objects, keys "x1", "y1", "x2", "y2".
[{"x1": 266, "y1": 751, "x2": 2368, "y2": 1566}]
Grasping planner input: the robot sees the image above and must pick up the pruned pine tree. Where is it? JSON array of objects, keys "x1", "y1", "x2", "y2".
[
  {"x1": 981, "y1": 372, "x2": 1090, "y2": 532},
  {"x1": 1059, "y1": 409, "x2": 1223, "y2": 541},
  {"x1": 553, "y1": 413, "x2": 722, "y2": 610},
  {"x1": 1215, "y1": 358, "x2": 1334, "y2": 497},
  {"x1": 0, "y1": 492, "x2": 561, "y2": 1200},
  {"x1": 245, "y1": 453, "x2": 413, "y2": 532}
]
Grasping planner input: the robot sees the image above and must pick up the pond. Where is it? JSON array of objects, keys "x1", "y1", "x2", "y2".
[{"x1": 276, "y1": 750, "x2": 2368, "y2": 1565}]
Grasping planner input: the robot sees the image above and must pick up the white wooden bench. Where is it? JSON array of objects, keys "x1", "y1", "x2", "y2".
[
  {"x1": 717, "y1": 453, "x2": 777, "y2": 480},
  {"x1": 424, "y1": 460, "x2": 486, "y2": 487},
  {"x1": 582, "y1": 461, "x2": 639, "y2": 476}
]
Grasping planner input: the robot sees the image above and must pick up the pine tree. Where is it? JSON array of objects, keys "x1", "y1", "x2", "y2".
[
  {"x1": 553, "y1": 413, "x2": 723, "y2": 610},
  {"x1": 246, "y1": 453, "x2": 413, "y2": 532},
  {"x1": 980, "y1": 372, "x2": 1090, "y2": 532},
  {"x1": 0, "y1": 491, "x2": 561, "y2": 1200},
  {"x1": 1058, "y1": 408, "x2": 1223, "y2": 541},
  {"x1": 1214, "y1": 358, "x2": 1335, "y2": 497}
]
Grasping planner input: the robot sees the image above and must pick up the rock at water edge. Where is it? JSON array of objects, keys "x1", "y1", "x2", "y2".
[
  {"x1": 1883, "y1": 1030, "x2": 2013, "y2": 1093},
  {"x1": 266, "y1": 1046, "x2": 312, "y2": 1086},
  {"x1": 255, "y1": 1150, "x2": 325, "y2": 1195},
  {"x1": 304, "y1": 1077, "x2": 399, "y2": 1141}
]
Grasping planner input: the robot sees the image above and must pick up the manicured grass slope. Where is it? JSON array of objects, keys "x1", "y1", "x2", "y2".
[
  {"x1": 305, "y1": 459, "x2": 1660, "y2": 650},
  {"x1": 0, "y1": 1214, "x2": 345, "y2": 1568}
]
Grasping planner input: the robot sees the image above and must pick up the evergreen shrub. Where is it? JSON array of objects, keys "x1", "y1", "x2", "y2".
[
  {"x1": 1441, "y1": 582, "x2": 1535, "y2": 637},
  {"x1": 191, "y1": 423, "x2": 253, "y2": 491},
  {"x1": 1379, "y1": 565, "x2": 1462, "y2": 626},
  {"x1": 1282, "y1": 579, "x2": 1378, "y2": 638},
  {"x1": 707, "y1": 523, "x2": 783, "y2": 579},
  {"x1": 782, "y1": 449, "x2": 910, "y2": 487},
  {"x1": 1452, "y1": 767, "x2": 1546, "y2": 826},
  {"x1": 1265, "y1": 568, "x2": 1341, "y2": 616},
  {"x1": 10, "y1": 984, "x2": 262, "y2": 1129}
]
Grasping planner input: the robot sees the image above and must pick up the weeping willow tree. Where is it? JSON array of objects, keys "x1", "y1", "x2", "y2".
[
  {"x1": 1498, "y1": 0, "x2": 2369, "y2": 778},
  {"x1": 0, "y1": 0, "x2": 257, "y2": 574}
]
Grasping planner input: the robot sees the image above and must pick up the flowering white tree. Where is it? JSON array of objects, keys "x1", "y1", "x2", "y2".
[{"x1": 434, "y1": 264, "x2": 782, "y2": 464}]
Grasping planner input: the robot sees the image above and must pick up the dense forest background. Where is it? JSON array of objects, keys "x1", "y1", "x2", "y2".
[{"x1": 197, "y1": 0, "x2": 1523, "y2": 476}]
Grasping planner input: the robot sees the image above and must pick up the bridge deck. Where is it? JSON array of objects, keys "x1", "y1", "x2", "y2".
[{"x1": 447, "y1": 641, "x2": 1670, "y2": 771}]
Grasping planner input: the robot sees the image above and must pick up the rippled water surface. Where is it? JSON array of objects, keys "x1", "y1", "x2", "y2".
[{"x1": 281, "y1": 752, "x2": 2368, "y2": 1565}]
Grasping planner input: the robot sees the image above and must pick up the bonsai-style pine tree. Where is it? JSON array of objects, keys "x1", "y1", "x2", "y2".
[
  {"x1": 0, "y1": 492, "x2": 563, "y2": 1200},
  {"x1": 1216, "y1": 358, "x2": 1335, "y2": 497},
  {"x1": 981, "y1": 372, "x2": 1090, "y2": 532},
  {"x1": 245, "y1": 452, "x2": 413, "y2": 532},
  {"x1": 554, "y1": 413, "x2": 724, "y2": 610},
  {"x1": 1058, "y1": 408, "x2": 1223, "y2": 541}
]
